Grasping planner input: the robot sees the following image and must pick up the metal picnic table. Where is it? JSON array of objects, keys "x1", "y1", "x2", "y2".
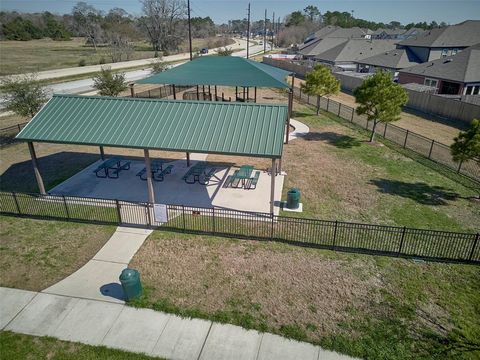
[
  {"x1": 235, "y1": 165, "x2": 254, "y2": 188},
  {"x1": 94, "y1": 156, "x2": 131, "y2": 178}
]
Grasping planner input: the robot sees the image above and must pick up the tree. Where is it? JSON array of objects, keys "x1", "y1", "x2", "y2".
[
  {"x1": 150, "y1": 59, "x2": 167, "y2": 74},
  {"x1": 353, "y1": 71, "x2": 408, "y2": 142},
  {"x1": 301, "y1": 64, "x2": 340, "y2": 115},
  {"x1": 217, "y1": 47, "x2": 234, "y2": 56},
  {"x1": 92, "y1": 67, "x2": 128, "y2": 96},
  {"x1": 72, "y1": 2, "x2": 103, "y2": 50},
  {"x1": 303, "y1": 5, "x2": 321, "y2": 22},
  {"x1": 42, "y1": 12, "x2": 71, "y2": 40},
  {"x1": 140, "y1": 0, "x2": 186, "y2": 56},
  {"x1": 285, "y1": 11, "x2": 305, "y2": 27},
  {"x1": 1, "y1": 75, "x2": 48, "y2": 118},
  {"x1": 450, "y1": 119, "x2": 480, "y2": 173},
  {"x1": 2, "y1": 17, "x2": 43, "y2": 40}
]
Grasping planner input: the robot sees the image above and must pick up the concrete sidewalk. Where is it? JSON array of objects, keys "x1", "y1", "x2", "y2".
[
  {"x1": 1, "y1": 287, "x2": 359, "y2": 360},
  {"x1": 42, "y1": 226, "x2": 152, "y2": 303}
]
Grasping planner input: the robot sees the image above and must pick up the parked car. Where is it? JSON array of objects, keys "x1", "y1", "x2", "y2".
[{"x1": 200, "y1": 48, "x2": 209, "y2": 54}]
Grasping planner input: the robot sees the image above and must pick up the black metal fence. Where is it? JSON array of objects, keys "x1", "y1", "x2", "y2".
[
  {"x1": 1, "y1": 191, "x2": 478, "y2": 265},
  {"x1": 293, "y1": 87, "x2": 480, "y2": 182},
  {"x1": 0, "y1": 122, "x2": 28, "y2": 146},
  {"x1": 135, "y1": 85, "x2": 192, "y2": 99}
]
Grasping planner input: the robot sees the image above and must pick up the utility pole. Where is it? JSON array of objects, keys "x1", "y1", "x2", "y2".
[
  {"x1": 276, "y1": 16, "x2": 280, "y2": 47},
  {"x1": 187, "y1": 0, "x2": 192, "y2": 60},
  {"x1": 263, "y1": 9, "x2": 267, "y2": 53},
  {"x1": 246, "y1": 3, "x2": 251, "y2": 58},
  {"x1": 271, "y1": 11, "x2": 275, "y2": 50}
]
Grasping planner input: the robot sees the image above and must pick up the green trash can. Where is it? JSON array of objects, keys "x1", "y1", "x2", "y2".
[
  {"x1": 119, "y1": 268, "x2": 142, "y2": 301},
  {"x1": 287, "y1": 188, "x2": 301, "y2": 209}
]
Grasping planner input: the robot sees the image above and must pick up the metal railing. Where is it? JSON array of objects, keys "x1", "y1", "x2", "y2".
[
  {"x1": 0, "y1": 122, "x2": 28, "y2": 146},
  {"x1": 1, "y1": 191, "x2": 478, "y2": 265},
  {"x1": 293, "y1": 87, "x2": 480, "y2": 182}
]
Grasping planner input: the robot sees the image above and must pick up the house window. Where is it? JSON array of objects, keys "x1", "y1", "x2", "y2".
[
  {"x1": 424, "y1": 78, "x2": 438, "y2": 88},
  {"x1": 441, "y1": 48, "x2": 449, "y2": 57},
  {"x1": 465, "y1": 85, "x2": 480, "y2": 95},
  {"x1": 451, "y1": 48, "x2": 458, "y2": 56}
]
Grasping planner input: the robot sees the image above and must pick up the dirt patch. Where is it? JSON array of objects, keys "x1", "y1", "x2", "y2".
[{"x1": 130, "y1": 232, "x2": 382, "y2": 340}]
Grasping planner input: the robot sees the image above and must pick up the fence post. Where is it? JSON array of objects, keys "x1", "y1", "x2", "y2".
[
  {"x1": 270, "y1": 214, "x2": 274, "y2": 240},
  {"x1": 212, "y1": 207, "x2": 216, "y2": 235},
  {"x1": 365, "y1": 119, "x2": 369, "y2": 130},
  {"x1": 115, "y1": 199, "x2": 122, "y2": 224},
  {"x1": 398, "y1": 226, "x2": 406, "y2": 255},
  {"x1": 326, "y1": 97, "x2": 330, "y2": 112},
  {"x1": 428, "y1": 139, "x2": 435, "y2": 159},
  {"x1": 468, "y1": 233, "x2": 479, "y2": 261},
  {"x1": 350, "y1": 108, "x2": 354, "y2": 122},
  {"x1": 332, "y1": 220, "x2": 338, "y2": 250},
  {"x1": 17, "y1": 124, "x2": 22, "y2": 133},
  {"x1": 383, "y1": 122, "x2": 388, "y2": 137},
  {"x1": 62, "y1": 195, "x2": 70, "y2": 220},
  {"x1": 12, "y1": 192, "x2": 21, "y2": 214},
  {"x1": 146, "y1": 203, "x2": 152, "y2": 227},
  {"x1": 182, "y1": 205, "x2": 186, "y2": 232},
  {"x1": 457, "y1": 160, "x2": 463, "y2": 174},
  {"x1": 403, "y1": 130, "x2": 409, "y2": 148}
]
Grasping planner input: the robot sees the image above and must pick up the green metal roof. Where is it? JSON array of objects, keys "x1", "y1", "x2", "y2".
[
  {"x1": 136, "y1": 56, "x2": 292, "y2": 88},
  {"x1": 16, "y1": 94, "x2": 287, "y2": 158}
]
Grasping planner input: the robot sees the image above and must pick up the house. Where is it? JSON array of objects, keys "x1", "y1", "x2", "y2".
[
  {"x1": 356, "y1": 48, "x2": 422, "y2": 77},
  {"x1": 371, "y1": 28, "x2": 406, "y2": 39},
  {"x1": 396, "y1": 20, "x2": 480, "y2": 62},
  {"x1": 313, "y1": 39, "x2": 398, "y2": 71},
  {"x1": 397, "y1": 43, "x2": 480, "y2": 95}
]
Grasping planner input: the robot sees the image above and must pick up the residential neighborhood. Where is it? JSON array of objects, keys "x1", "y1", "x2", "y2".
[{"x1": 0, "y1": 1, "x2": 479, "y2": 360}]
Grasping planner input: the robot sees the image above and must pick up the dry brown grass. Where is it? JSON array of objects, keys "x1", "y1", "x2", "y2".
[
  {"x1": 0, "y1": 215, "x2": 115, "y2": 291},
  {"x1": 130, "y1": 231, "x2": 382, "y2": 340}
]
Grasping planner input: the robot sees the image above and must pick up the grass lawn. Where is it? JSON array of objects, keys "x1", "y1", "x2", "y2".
[
  {"x1": 280, "y1": 103, "x2": 479, "y2": 233},
  {"x1": 129, "y1": 230, "x2": 480, "y2": 360},
  {"x1": 0, "y1": 216, "x2": 115, "y2": 291},
  {"x1": 0, "y1": 331, "x2": 163, "y2": 360}
]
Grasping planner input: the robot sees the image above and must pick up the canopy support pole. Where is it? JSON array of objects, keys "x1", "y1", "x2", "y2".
[
  {"x1": 172, "y1": 84, "x2": 176, "y2": 100},
  {"x1": 129, "y1": 83, "x2": 135, "y2": 98},
  {"x1": 243, "y1": 87, "x2": 246, "y2": 101},
  {"x1": 214, "y1": 86, "x2": 218, "y2": 101},
  {"x1": 144, "y1": 149, "x2": 155, "y2": 204},
  {"x1": 28, "y1": 142, "x2": 46, "y2": 195},
  {"x1": 99, "y1": 146, "x2": 105, "y2": 160},
  {"x1": 270, "y1": 158, "x2": 276, "y2": 214},
  {"x1": 254, "y1": 87, "x2": 257, "y2": 103},
  {"x1": 196, "y1": 86, "x2": 199, "y2": 100},
  {"x1": 186, "y1": 152, "x2": 191, "y2": 167},
  {"x1": 278, "y1": 157, "x2": 282, "y2": 174},
  {"x1": 247, "y1": 87, "x2": 250, "y2": 101},
  {"x1": 286, "y1": 75, "x2": 295, "y2": 144}
]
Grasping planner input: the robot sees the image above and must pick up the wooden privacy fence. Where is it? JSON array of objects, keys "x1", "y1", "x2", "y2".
[
  {"x1": 1, "y1": 191, "x2": 478, "y2": 265},
  {"x1": 293, "y1": 87, "x2": 480, "y2": 183}
]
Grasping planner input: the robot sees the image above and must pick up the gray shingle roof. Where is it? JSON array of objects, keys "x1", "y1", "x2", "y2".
[
  {"x1": 398, "y1": 20, "x2": 480, "y2": 48},
  {"x1": 398, "y1": 43, "x2": 480, "y2": 83},
  {"x1": 314, "y1": 39, "x2": 397, "y2": 63},
  {"x1": 356, "y1": 48, "x2": 422, "y2": 69},
  {"x1": 299, "y1": 26, "x2": 366, "y2": 51},
  {"x1": 298, "y1": 37, "x2": 349, "y2": 56}
]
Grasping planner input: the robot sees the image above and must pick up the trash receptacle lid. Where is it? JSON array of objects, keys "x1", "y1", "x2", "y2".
[
  {"x1": 288, "y1": 188, "x2": 300, "y2": 193},
  {"x1": 119, "y1": 268, "x2": 138, "y2": 281}
]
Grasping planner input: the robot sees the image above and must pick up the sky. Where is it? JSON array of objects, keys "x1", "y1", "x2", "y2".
[{"x1": 1, "y1": 0, "x2": 480, "y2": 25}]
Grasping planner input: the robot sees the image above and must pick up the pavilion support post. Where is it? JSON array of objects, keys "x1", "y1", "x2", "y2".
[
  {"x1": 28, "y1": 142, "x2": 46, "y2": 195},
  {"x1": 202, "y1": 85, "x2": 205, "y2": 97},
  {"x1": 235, "y1": 86, "x2": 238, "y2": 99},
  {"x1": 270, "y1": 158, "x2": 276, "y2": 214},
  {"x1": 278, "y1": 157, "x2": 282, "y2": 174},
  {"x1": 247, "y1": 87, "x2": 250, "y2": 101},
  {"x1": 243, "y1": 87, "x2": 246, "y2": 101},
  {"x1": 144, "y1": 149, "x2": 155, "y2": 204},
  {"x1": 208, "y1": 85, "x2": 211, "y2": 99},
  {"x1": 196, "y1": 85, "x2": 200, "y2": 100},
  {"x1": 172, "y1": 84, "x2": 177, "y2": 100},
  {"x1": 129, "y1": 83, "x2": 135, "y2": 98},
  {"x1": 285, "y1": 74, "x2": 295, "y2": 144},
  {"x1": 99, "y1": 146, "x2": 105, "y2": 160},
  {"x1": 214, "y1": 86, "x2": 218, "y2": 101},
  {"x1": 254, "y1": 87, "x2": 257, "y2": 103},
  {"x1": 186, "y1": 152, "x2": 191, "y2": 167}
]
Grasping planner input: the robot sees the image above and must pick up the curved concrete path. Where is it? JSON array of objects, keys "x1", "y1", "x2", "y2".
[
  {"x1": 1, "y1": 286, "x2": 360, "y2": 360},
  {"x1": 289, "y1": 119, "x2": 310, "y2": 141}
]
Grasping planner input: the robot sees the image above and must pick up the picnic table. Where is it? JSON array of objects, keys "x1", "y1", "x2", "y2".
[
  {"x1": 137, "y1": 160, "x2": 174, "y2": 182},
  {"x1": 236, "y1": 165, "x2": 254, "y2": 187},
  {"x1": 224, "y1": 165, "x2": 260, "y2": 190},
  {"x1": 182, "y1": 162, "x2": 216, "y2": 184},
  {"x1": 93, "y1": 157, "x2": 131, "y2": 178}
]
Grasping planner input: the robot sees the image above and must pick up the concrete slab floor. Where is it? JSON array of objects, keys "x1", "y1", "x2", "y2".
[
  {"x1": 49, "y1": 158, "x2": 284, "y2": 215},
  {"x1": 0, "y1": 287, "x2": 37, "y2": 330}
]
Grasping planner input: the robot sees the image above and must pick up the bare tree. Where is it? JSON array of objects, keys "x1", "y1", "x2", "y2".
[
  {"x1": 140, "y1": 0, "x2": 186, "y2": 56},
  {"x1": 72, "y1": 2, "x2": 103, "y2": 50}
]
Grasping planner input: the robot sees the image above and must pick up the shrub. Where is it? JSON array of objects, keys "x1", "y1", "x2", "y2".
[
  {"x1": 78, "y1": 59, "x2": 86, "y2": 67},
  {"x1": 99, "y1": 57, "x2": 106, "y2": 65}
]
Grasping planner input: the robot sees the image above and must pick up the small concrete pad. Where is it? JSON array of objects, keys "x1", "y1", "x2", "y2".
[
  {"x1": 199, "y1": 323, "x2": 262, "y2": 360},
  {"x1": 93, "y1": 229, "x2": 151, "y2": 263},
  {"x1": 103, "y1": 307, "x2": 170, "y2": 353},
  {"x1": 281, "y1": 202, "x2": 303, "y2": 213},
  {"x1": 151, "y1": 315, "x2": 211, "y2": 360},
  {"x1": 53, "y1": 298, "x2": 123, "y2": 345},
  {"x1": 257, "y1": 333, "x2": 319, "y2": 360},
  {"x1": 43, "y1": 260, "x2": 126, "y2": 303},
  {"x1": 0, "y1": 288, "x2": 37, "y2": 329},
  {"x1": 6, "y1": 293, "x2": 79, "y2": 336}
]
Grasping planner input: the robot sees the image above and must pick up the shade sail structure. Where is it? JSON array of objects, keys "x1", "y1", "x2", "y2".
[
  {"x1": 16, "y1": 94, "x2": 287, "y2": 158},
  {"x1": 136, "y1": 56, "x2": 292, "y2": 88}
]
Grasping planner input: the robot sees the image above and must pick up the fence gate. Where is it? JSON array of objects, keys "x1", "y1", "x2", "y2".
[{"x1": 117, "y1": 200, "x2": 150, "y2": 227}]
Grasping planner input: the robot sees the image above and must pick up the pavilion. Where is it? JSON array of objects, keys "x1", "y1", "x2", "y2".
[
  {"x1": 16, "y1": 94, "x2": 288, "y2": 214},
  {"x1": 134, "y1": 56, "x2": 295, "y2": 145}
]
